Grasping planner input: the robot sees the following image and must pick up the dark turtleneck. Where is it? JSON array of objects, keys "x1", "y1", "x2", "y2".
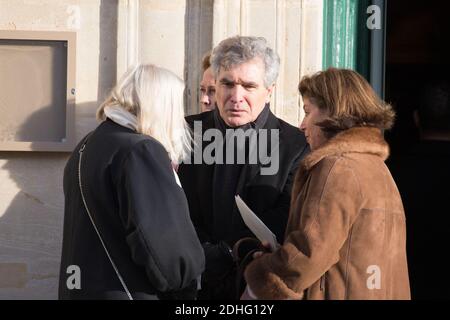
[{"x1": 211, "y1": 104, "x2": 271, "y2": 244}]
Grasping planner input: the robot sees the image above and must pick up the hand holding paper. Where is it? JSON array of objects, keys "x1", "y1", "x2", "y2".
[{"x1": 235, "y1": 195, "x2": 279, "y2": 251}]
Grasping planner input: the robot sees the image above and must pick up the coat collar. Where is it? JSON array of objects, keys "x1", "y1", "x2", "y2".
[
  {"x1": 200, "y1": 107, "x2": 279, "y2": 131},
  {"x1": 302, "y1": 127, "x2": 390, "y2": 171}
]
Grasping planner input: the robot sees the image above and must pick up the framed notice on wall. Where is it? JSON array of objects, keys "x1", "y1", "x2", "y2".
[{"x1": 0, "y1": 30, "x2": 76, "y2": 152}]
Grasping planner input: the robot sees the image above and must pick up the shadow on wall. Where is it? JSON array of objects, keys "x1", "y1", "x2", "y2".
[
  {"x1": 0, "y1": 0, "x2": 119, "y2": 299},
  {"x1": 0, "y1": 101, "x2": 98, "y2": 300}
]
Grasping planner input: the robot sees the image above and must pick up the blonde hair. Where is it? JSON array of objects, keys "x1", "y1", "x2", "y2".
[
  {"x1": 299, "y1": 68, "x2": 395, "y2": 135},
  {"x1": 97, "y1": 64, "x2": 191, "y2": 163}
]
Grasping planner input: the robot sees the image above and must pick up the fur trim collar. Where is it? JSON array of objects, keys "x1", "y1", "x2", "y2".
[{"x1": 302, "y1": 127, "x2": 389, "y2": 170}]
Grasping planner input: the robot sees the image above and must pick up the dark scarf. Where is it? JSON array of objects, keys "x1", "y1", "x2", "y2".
[{"x1": 211, "y1": 104, "x2": 270, "y2": 244}]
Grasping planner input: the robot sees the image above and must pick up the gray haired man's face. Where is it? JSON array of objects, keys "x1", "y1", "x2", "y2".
[{"x1": 215, "y1": 57, "x2": 274, "y2": 127}]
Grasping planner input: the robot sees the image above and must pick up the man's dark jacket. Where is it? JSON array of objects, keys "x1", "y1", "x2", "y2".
[
  {"x1": 59, "y1": 119, "x2": 205, "y2": 300},
  {"x1": 178, "y1": 109, "x2": 308, "y2": 299}
]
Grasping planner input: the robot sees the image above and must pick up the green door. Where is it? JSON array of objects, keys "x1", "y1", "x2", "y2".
[{"x1": 323, "y1": 0, "x2": 386, "y2": 98}]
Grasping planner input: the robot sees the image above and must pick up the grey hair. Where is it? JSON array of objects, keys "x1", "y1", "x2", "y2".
[{"x1": 210, "y1": 36, "x2": 280, "y2": 88}]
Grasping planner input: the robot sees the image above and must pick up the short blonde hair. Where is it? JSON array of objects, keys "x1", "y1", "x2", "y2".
[
  {"x1": 299, "y1": 68, "x2": 395, "y2": 135},
  {"x1": 97, "y1": 64, "x2": 191, "y2": 163}
]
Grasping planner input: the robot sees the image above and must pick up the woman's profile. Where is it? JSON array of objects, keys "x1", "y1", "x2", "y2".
[{"x1": 243, "y1": 68, "x2": 410, "y2": 300}]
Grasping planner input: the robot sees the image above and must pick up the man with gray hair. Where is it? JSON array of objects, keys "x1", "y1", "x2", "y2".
[{"x1": 178, "y1": 36, "x2": 308, "y2": 299}]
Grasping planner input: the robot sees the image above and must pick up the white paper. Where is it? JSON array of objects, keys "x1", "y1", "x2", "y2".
[{"x1": 235, "y1": 195, "x2": 279, "y2": 251}]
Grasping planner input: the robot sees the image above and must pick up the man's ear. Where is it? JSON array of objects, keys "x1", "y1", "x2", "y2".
[{"x1": 265, "y1": 84, "x2": 275, "y2": 103}]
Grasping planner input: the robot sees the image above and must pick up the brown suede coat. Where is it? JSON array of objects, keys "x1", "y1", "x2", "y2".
[{"x1": 245, "y1": 127, "x2": 411, "y2": 300}]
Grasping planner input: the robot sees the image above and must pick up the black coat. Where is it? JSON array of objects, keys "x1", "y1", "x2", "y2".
[
  {"x1": 59, "y1": 119, "x2": 205, "y2": 300},
  {"x1": 178, "y1": 110, "x2": 308, "y2": 299}
]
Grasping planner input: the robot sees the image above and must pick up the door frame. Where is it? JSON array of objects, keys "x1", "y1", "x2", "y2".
[{"x1": 322, "y1": 0, "x2": 386, "y2": 98}]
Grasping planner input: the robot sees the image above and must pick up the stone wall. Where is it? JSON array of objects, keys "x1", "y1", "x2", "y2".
[{"x1": 0, "y1": 0, "x2": 323, "y2": 299}]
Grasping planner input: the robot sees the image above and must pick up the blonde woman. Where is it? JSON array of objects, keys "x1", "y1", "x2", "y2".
[
  {"x1": 243, "y1": 68, "x2": 410, "y2": 300},
  {"x1": 59, "y1": 64, "x2": 204, "y2": 300}
]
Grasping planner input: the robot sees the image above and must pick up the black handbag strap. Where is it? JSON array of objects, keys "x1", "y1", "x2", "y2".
[{"x1": 77, "y1": 133, "x2": 133, "y2": 300}]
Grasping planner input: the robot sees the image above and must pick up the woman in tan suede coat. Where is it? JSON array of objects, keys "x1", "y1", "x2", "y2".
[{"x1": 243, "y1": 68, "x2": 411, "y2": 300}]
